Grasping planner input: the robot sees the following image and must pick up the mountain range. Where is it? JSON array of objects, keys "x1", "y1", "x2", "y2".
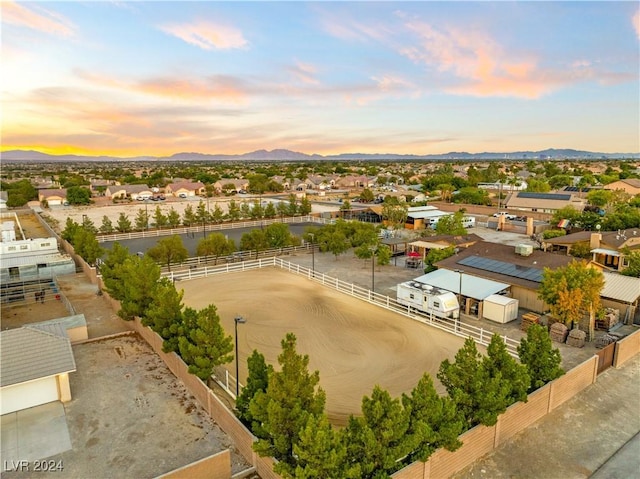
[{"x1": 1, "y1": 148, "x2": 638, "y2": 162}]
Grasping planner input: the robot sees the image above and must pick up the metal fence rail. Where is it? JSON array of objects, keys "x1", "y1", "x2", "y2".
[
  {"x1": 96, "y1": 215, "x2": 334, "y2": 243},
  {"x1": 164, "y1": 257, "x2": 520, "y2": 357}
]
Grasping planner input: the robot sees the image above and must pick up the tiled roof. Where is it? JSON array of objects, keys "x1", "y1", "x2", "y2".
[{"x1": 0, "y1": 324, "x2": 76, "y2": 387}]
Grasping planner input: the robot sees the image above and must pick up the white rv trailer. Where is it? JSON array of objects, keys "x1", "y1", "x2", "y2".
[{"x1": 396, "y1": 281, "x2": 460, "y2": 319}]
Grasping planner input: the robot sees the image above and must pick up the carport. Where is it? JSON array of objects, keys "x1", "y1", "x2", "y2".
[
  {"x1": 413, "y1": 269, "x2": 511, "y2": 318},
  {"x1": 601, "y1": 272, "x2": 640, "y2": 325}
]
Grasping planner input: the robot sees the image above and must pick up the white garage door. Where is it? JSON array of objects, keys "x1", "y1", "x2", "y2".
[{"x1": 1, "y1": 376, "x2": 59, "y2": 415}]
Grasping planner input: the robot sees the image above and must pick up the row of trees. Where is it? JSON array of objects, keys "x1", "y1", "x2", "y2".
[
  {"x1": 99, "y1": 243, "x2": 234, "y2": 380},
  {"x1": 303, "y1": 220, "x2": 392, "y2": 265},
  {"x1": 236, "y1": 327, "x2": 563, "y2": 478},
  {"x1": 93, "y1": 195, "x2": 311, "y2": 235}
]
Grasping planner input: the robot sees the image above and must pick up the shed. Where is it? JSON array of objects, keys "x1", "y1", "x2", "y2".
[
  {"x1": 0, "y1": 324, "x2": 76, "y2": 415},
  {"x1": 483, "y1": 295, "x2": 519, "y2": 324},
  {"x1": 412, "y1": 269, "x2": 511, "y2": 318}
]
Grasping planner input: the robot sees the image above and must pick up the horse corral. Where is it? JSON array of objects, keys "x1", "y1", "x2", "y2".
[{"x1": 179, "y1": 267, "x2": 468, "y2": 425}]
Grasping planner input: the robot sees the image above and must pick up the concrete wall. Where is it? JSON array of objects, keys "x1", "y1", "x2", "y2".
[
  {"x1": 118, "y1": 312, "x2": 283, "y2": 479},
  {"x1": 155, "y1": 450, "x2": 231, "y2": 479},
  {"x1": 613, "y1": 329, "x2": 640, "y2": 368},
  {"x1": 392, "y1": 356, "x2": 600, "y2": 479}
]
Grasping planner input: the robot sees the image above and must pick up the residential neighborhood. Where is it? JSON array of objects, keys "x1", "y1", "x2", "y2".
[{"x1": 1, "y1": 156, "x2": 639, "y2": 478}]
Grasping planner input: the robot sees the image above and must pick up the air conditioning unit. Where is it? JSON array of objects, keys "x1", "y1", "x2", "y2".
[{"x1": 515, "y1": 244, "x2": 533, "y2": 257}]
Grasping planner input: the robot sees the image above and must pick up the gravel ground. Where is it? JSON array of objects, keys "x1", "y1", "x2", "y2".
[{"x1": 2, "y1": 335, "x2": 253, "y2": 479}]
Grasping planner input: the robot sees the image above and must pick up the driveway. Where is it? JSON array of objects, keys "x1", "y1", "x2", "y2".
[{"x1": 1, "y1": 402, "x2": 71, "y2": 470}]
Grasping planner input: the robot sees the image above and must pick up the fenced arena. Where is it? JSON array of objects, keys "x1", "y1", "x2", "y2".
[{"x1": 170, "y1": 258, "x2": 517, "y2": 426}]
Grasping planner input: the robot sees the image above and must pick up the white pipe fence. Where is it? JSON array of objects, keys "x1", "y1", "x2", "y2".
[
  {"x1": 164, "y1": 257, "x2": 521, "y2": 358},
  {"x1": 96, "y1": 215, "x2": 334, "y2": 243}
]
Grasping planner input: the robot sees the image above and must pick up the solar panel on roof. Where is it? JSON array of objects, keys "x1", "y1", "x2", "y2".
[
  {"x1": 457, "y1": 256, "x2": 544, "y2": 283},
  {"x1": 517, "y1": 192, "x2": 572, "y2": 201}
]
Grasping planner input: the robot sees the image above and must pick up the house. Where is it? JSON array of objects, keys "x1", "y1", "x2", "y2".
[
  {"x1": 0, "y1": 236, "x2": 76, "y2": 283},
  {"x1": 0, "y1": 190, "x2": 7, "y2": 209},
  {"x1": 37, "y1": 188, "x2": 67, "y2": 206},
  {"x1": 105, "y1": 184, "x2": 153, "y2": 200},
  {"x1": 213, "y1": 179, "x2": 249, "y2": 194},
  {"x1": 604, "y1": 179, "x2": 640, "y2": 196},
  {"x1": 271, "y1": 176, "x2": 291, "y2": 190},
  {"x1": 435, "y1": 241, "x2": 574, "y2": 313},
  {"x1": 504, "y1": 191, "x2": 586, "y2": 213},
  {"x1": 90, "y1": 179, "x2": 117, "y2": 195},
  {"x1": 166, "y1": 181, "x2": 205, "y2": 197},
  {"x1": 543, "y1": 230, "x2": 640, "y2": 272},
  {"x1": 1, "y1": 324, "x2": 76, "y2": 414}
]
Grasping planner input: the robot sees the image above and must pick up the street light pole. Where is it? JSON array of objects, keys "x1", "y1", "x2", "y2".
[
  {"x1": 234, "y1": 316, "x2": 247, "y2": 397},
  {"x1": 309, "y1": 233, "x2": 315, "y2": 276},
  {"x1": 370, "y1": 246, "x2": 376, "y2": 292},
  {"x1": 454, "y1": 270, "x2": 463, "y2": 331},
  {"x1": 144, "y1": 199, "x2": 149, "y2": 231}
]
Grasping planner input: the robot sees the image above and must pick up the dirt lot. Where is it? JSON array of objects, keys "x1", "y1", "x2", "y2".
[
  {"x1": 2, "y1": 335, "x2": 252, "y2": 479},
  {"x1": 179, "y1": 267, "x2": 469, "y2": 426},
  {"x1": 1, "y1": 273, "x2": 130, "y2": 339}
]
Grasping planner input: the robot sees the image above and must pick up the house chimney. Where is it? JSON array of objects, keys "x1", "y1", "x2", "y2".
[{"x1": 590, "y1": 232, "x2": 602, "y2": 249}]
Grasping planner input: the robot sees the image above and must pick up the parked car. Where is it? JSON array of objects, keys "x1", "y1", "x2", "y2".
[
  {"x1": 178, "y1": 193, "x2": 188, "y2": 198},
  {"x1": 493, "y1": 211, "x2": 517, "y2": 220}
]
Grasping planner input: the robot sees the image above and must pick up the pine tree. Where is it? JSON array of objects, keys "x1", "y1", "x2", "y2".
[
  {"x1": 143, "y1": 278, "x2": 184, "y2": 351},
  {"x1": 359, "y1": 386, "x2": 412, "y2": 477},
  {"x1": 100, "y1": 242, "x2": 131, "y2": 301},
  {"x1": 117, "y1": 255, "x2": 161, "y2": 321},
  {"x1": 401, "y1": 374, "x2": 463, "y2": 464},
  {"x1": 293, "y1": 414, "x2": 359, "y2": 479},
  {"x1": 236, "y1": 350, "x2": 271, "y2": 430},
  {"x1": 437, "y1": 337, "x2": 511, "y2": 427},
  {"x1": 517, "y1": 324, "x2": 564, "y2": 392},
  {"x1": 99, "y1": 215, "x2": 114, "y2": 234},
  {"x1": 250, "y1": 333, "x2": 326, "y2": 476},
  {"x1": 177, "y1": 305, "x2": 234, "y2": 380},
  {"x1": 115, "y1": 212, "x2": 132, "y2": 233},
  {"x1": 166, "y1": 207, "x2": 181, "y2": 228},
  {"x1": 483, "y1": 334, "x2": 530, "y2": 404}
]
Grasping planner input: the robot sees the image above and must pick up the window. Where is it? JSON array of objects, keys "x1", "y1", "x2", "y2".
[
  {"x1": 20, "y1": 245, "x2": 28, "y2": 250},
  {"x1": 409, "y1": 293, "x2": 414, "y2": 299},
  {"x1": 37, "y1": 263, "x2": 47, "y2": 269},
  {"x1": 434, "y1": 301, "x2": 440, "y2": 308},
  {"x1": 40, "y1": 242, "x2": 51, "y2": 247},
  {"x1": 7, "y1": 246, "x2": 16, "y2": 252}
]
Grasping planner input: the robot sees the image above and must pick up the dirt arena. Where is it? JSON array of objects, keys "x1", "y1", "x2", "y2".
[{"x1": 179, "y1": 268, "x2": 467, "y2": 425}]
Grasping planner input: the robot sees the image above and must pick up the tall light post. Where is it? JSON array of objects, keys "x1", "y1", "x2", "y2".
[
  {"x1": 144, "y1": 199, "x2": 149, "y2": 231},
  {"x1": 454, "y1": 270, "x2": 463, "y2": 331},
  {"x1": 309, "y1": 233, "x2": 315, "y2": 275},
  {"x1": 370, "y1": 245, "x2": 377, "y2": 292},
  {"x1": 234, "y1": 316, "x2": 246, "y2": 397}
]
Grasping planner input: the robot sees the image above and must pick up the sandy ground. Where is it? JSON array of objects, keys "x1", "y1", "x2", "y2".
[
  {"x1": 2, "y1": 335, "x2": 253, "y2": 479},
  {"x1": 178, "y1": 267, "x2": 469, "y2": 426}
]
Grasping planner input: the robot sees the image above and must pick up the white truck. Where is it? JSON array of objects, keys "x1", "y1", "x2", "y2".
[{"x1": 396, "y1": 281, "x2": 460, "y2": 319}]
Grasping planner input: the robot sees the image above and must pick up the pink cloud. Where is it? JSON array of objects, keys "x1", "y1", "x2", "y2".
[
  {"x1": 400, "y1": 21, "x2": 564, "y2": 99},
  {"x1": 633, "y1": 10, "x2": 640, "y2": 39},
  {"x1": 74, "y1": 69, "x2": 248, "y2": 103},
  {"x1": 159, "y1": 21, "x2": 247, "y2": 50},
  {"x1": 2, "y1": 1, "x2": 75, "y2": 37},
  {"x1": 287, "y1": 61, "x2": 320, "y2": 85}
]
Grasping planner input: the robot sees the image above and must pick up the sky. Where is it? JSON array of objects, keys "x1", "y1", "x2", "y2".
[{"x1": 1, "y1": 1, "x2": 639, "y2": 158}]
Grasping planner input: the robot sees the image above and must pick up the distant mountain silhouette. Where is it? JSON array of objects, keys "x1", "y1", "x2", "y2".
[{"x1": 1, "y1": 148, "x2": 637, "y2": 162}]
